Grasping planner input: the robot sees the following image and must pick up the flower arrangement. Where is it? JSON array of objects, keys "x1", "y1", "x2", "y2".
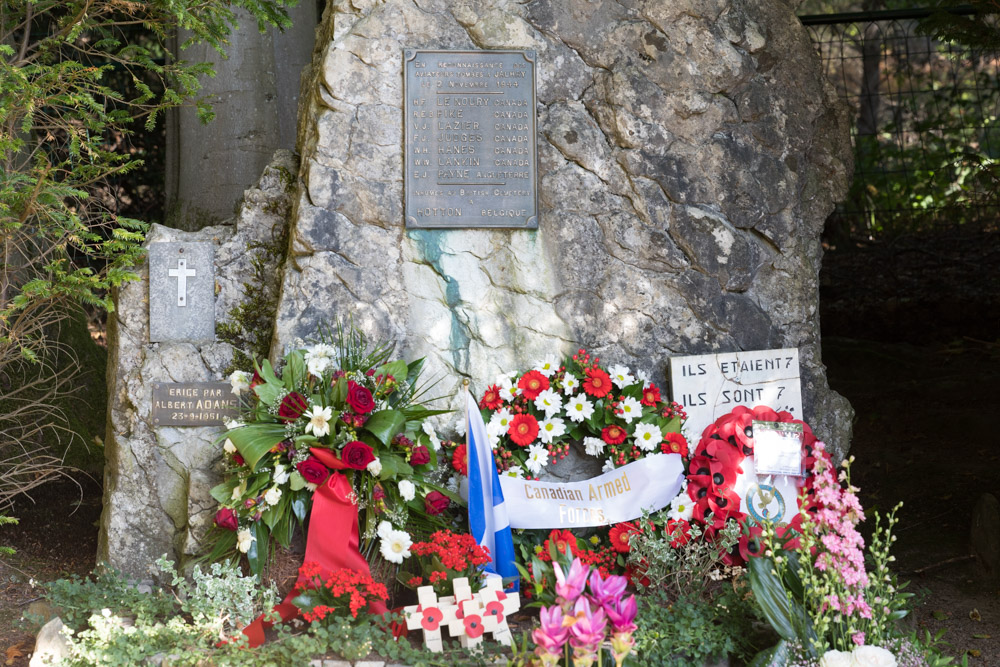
[
  {"x1": 291, "y1": 561, "x2": 389, "y2": 623},
  {"x1": 474, "y1": 349, "x2": 687, "y2": 479},
  {"x1": 402, "y1": 529, "x2": 492, "y2": 596},
  {"x1": 208, "y1": 324, "x2": 452, "y2": 576}
]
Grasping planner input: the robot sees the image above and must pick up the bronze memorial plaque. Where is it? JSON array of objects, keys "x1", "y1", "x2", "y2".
[
  {"x1": 404, "y1": 49, "x2": 538, "y2": 229},
  {"x1": 151, "y1": 382, "x2": 239, "y2": 426}
]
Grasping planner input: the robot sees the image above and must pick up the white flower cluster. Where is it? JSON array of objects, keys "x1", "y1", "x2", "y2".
[
  {"x1": 377, "y1": 521, "x2": 412, "y2": 564},
  {"x1": 820, "y1": 646, "x2": 896, "y2": 667}
]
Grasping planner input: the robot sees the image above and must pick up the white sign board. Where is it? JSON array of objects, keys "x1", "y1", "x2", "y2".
[{"x1": 669, "y1": 348, "x2": 802, "y2": 441}]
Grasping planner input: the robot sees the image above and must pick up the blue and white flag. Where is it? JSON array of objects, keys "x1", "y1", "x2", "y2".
[{"x1": 465, "y1": 390, "x2": 518, "y2": 589}]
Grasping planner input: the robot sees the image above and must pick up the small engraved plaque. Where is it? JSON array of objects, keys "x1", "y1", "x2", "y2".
[
  {"x1": 404, "y1": 49, "x2": 538, "y2": 229},
  {"x1": 151, "y1": 382, "x2": 239, "y2": 426},
  {"x1": 148, "y1": 242, "x2": 215, "y2": 342}
]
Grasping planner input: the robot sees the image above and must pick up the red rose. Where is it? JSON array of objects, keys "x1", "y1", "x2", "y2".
[
  {"x1": 641, "y1": 384, "x2": 661, "y2": 406},
  {"x1": 601, "y1": 424, "x2": 627, "y2": 445},
  {"x1": 583, "y1": 367, "x2": 612, "y2": 398},
  {"x1": 278, "y1": 392, "x2": 308, "y2": 422},
  {"x1": 517, "y1": 371, "x2": 550, "y2": 400},
  {"x1": 233, "y1": 453, "x2": 246, "y2": 467},
  {"x1": 424, "y1": 490, "x2": 450, "y2": 515},
  {"x1": 479, "y1": 384, "x2": 504, "y2": 410},
  {"x1": 214, "y1": 507, "x2": 238, "y2": 531},
  {"x1": 341, "y1": 440, "x2": 376, "y2": 470},
  {"x1": 296, "y1": 456, "x2": 330, "y2": 486},
  {"x1": 345, "y1": 381, "x2": 375, "y2": 414},
  {"x1": 410, "y1": 444, "x2": 430, "y2": 465},
  {"x1": 508, "y1": 414, "x2": 539, "y2": 447},
  {"x1": 452, "y1": 443, "x2": 468, "y2": 476}
]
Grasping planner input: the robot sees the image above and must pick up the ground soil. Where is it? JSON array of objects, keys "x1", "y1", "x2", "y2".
[{"x1": 0, "y1": 229, "x2": 997, "y2": 666}]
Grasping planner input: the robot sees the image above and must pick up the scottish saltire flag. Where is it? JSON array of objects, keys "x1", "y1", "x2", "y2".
[{"x1": 465, "y1": 390, "x2": 519, "y2": 589}]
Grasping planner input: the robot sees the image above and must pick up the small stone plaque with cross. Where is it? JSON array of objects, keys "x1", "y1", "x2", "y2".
[{"x1": 148, "y1": 242, "x2": 215, "y2": 342}]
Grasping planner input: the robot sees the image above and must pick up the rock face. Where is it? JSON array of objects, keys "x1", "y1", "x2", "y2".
[
  {"x1": 273, "y1": 0, "x2": 854, "y2": 453},
  {"x1": 99, "y1": 151, "x2": 296, "y2": 577}
]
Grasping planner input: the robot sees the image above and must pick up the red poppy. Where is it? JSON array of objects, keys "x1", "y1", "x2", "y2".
[
  {"x1": 751, "y1": 405, "x2": 780, "y2": 423},
  {"x1": 608, "y1": 521, "x2": 642, "y2": 553},
  {"x1": 517, "y1": 371, "x2": 550, "y2": 400},
  {"x1": 737, "y1": 523, "x2": 765, "y2": 562},
  {"x1": 601, "y1": 424, "x2": 627, "y2": 445},
  {"x1": 463, "y1": 614, "x2": 485, "y2": 639},
  {"x1": 452, "y1": 443, "x2": 468, "y2": 475},
  {"x1": 508, "y1": 414, "x2": 539, "y2": 446},
  {"x1": 640, "y1": 383, "x2": 661, "y2": 406},
  {"x1": 662, "y1": 432, "x2": 688, "y2": 457},
  {"x1": 479, "y1": 385, "x2": 504, "y2": 410},
  {"x1": 582, "y1": 367, "x2": 612, "y2": 398},
  {"x1": 420, "y1": 606, "x2": 443, "y2": 631}
]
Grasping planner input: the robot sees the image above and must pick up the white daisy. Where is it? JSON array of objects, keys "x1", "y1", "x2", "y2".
[
  {"x1": 533, "y1": 388, "x2": 563, "y2": 418},
  {"x1": 602, "y1": 458, "x2": 616, "y2": 473},
  {"x1": 367, "y1": 458, "x2": 382, "y2": 477},
  {"x1": 525, "y1": 444, "x2": 549, "y2": 474},
  {"x1": 380, "y1": 529, "x2": 412, "y2": 564},
  {"x1": 583, "y1": 437, "x2": 605, "y2": 457},
  {"x1": 488, "y1": 408, "x2": 514, "y2": 436},
  {"x1": 453, "y1": 417, "x2": 467, "y2": 437},
  {"x1": 272, "y1": 463, "x2": 290, "y2": 485},
  {"x1": 502, "y1": 465, "x2": 525, "y2": 479},
  {"x1": 377, "y1": 520, "x2": 393, "y2": 540},
  {"x1": 633, "y1": 422, "x2": 662, "y2": 452},
  {"x1": 236, "y1": 528, "x2": 255, "y2": 553},
  {"x1": 609, "y1": 364, "x2": 636, "y2": 389},
  {"x1": 537, "y1": 417, "x2": 567, "y2": 444},
  {"x1": 264, "y1": 486, "x2": 281, "y2": 507},
  {"x1": 667, "y1": 489, "x2": 694, "y2": 522},
  {"x1": 564, "y1": 394, "x2": 595, "y2": 423},
  {"x1": 534, "y1": 355, "x2": 559, "y2": 377},
  {"x1": 487, "y1": 430, "x2": 500, "y2": 450},
  {"x1": 304, "y1": 405, "x2": 333, "y2": 437},
  {"x1": 560, "y1": 372, "x2": 579, "y2": 394},
  {"x1": 398, "y1": 479, "x2": 415, "y2": 502},
  {"x1": 229, "y1": 371, "x2": 250, "y2": 396},
  {"x1": 304, "y1": 343, "x2": 337, "y2": 376},
  {"x1": 636, "y1": 368, "x2": 651, "y2": 387},
  {"x1": 496, "y1": 372, "x2": 518, "y2": 401},
  {"x1": 618, "y1": 396, "x2": 643, "y2": 424}
]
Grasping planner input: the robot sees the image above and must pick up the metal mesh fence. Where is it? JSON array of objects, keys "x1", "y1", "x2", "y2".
[{"x1": 801, "y1": 9, "x2": 1000, "y2": 238}]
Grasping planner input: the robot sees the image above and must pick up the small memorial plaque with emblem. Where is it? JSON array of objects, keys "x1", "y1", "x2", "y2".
[
  {"x1": 148, "y1": 241, "x2": 215, "y2": 342},
  {"x1": 151, "y1": 382, "x2": 239, "y2": 426},
  {"x1": 404, "y1": 49, "x2": 538, "y2": 229}
]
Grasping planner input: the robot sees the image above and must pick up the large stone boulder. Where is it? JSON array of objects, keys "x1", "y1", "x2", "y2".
[{"x1": 273, "y1": 0, "x2": 853, "y2": 453}]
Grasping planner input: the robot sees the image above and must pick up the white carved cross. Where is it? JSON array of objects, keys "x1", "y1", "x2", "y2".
[{"x1": 168, "y1": 258, "x2": 197, "y2": 307}]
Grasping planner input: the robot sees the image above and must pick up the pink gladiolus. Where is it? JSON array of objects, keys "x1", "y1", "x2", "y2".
[
  {"x1": 588, "y1": 569, "x2": 627, "y2": 608},
  {"x1": 553, "y1": 558, "x2": 589, "y2": 607}
]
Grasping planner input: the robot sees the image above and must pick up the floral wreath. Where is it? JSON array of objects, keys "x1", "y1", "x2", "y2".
[{"x1": 468, "y1": 348, "x2": 688, "y2": 480}]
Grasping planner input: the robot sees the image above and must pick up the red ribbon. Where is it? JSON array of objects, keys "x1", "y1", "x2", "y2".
[{"x1": 240, "y1": 448, "x2": 392, "y2": 646}]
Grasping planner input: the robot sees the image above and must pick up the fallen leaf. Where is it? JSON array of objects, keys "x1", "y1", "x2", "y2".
[
  {"x1": 932, "y1": 610, "x2": 949, "y2": 620},
  {"x1": 967, "y1": 649, "x2": 981, "y2": 658},
  {"x1": 972, "y1": 633, "x2": 991, "y2": 639},
  {"x1": 5, "y1": 642, "x2": 23, "y2": 665},
  {"x1": 969, "y1": 608, "x2": 982, "y2": 622}
]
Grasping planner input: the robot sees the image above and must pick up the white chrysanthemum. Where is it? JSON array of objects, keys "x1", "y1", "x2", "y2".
[
  {"x1": 633, "y1": 422, "x2": 662, "y2": 452},
  {"x1": 305, "y1": 343, "x2": 337, "y2": 376},
  {"x1": 398, "y1": 479, "x2": 416, "y2": 502},
  {"x1": 304, "y1": 405, "x2": 333, "y2": 437},
  {"x1": 380, "y1": 529, "x2": 412, "y2": 564},
  {"x1": 618, "y1": 396, "x2": 643, "y2": 424},
  {"x1": 502, "y1": 465, "x2": 525, "y2": 479},
  {"x1": 818, "y1": 651, "x2": 853, "y2": 667},
  {"x1": 534, "y1": 355, "x2": 559, "y2": 377},
  {"x1": 533, "y1": 388, "x2": 563, "y2": 418},
  {"x1": 367, "y1": 458, "x2": 382, "y2": 477},
  {"x1": 236, "y1": 528, "x2": 255, "y2": 553},
  {"x1": 488, "y1": 408, "x2": 514, "y2": 436},
  {"x1": 229, "y1": 371, "x2": 250, "y2": 396},
  {"x1": 602, "y1": 458, "x2": 616, "y2": 473},
  {"x1": 583, "y1": 437, "x2": 605, "y2": 457},
  {"x1": 667, "y1": 491, "x2": 694, "y2": 522},
  {"x1": 608, "y1": 364, "x2": 636, "y2": 389},
  {"x1": 272, "y1": 463, "x2": 290, "y2": 485},
  {"x1": 223, "y1": 438, "x2": 237, "y2": 454},
  {"x1": 264, "y1": 486, "x2": 282, "y2": 507},
  {"x1": 453, "y1": 417, "x2": 467, "y2": 437},
  {"x1": 560, "y1": 372, "x2": 579, "y2": 394},
  {"x1": 525, "y1": 444, "x2": 549, "y2": 474},
  {"x1": 377, "y1": 521, "x2": 393, "y2": 540},
  {"x1": 564, "y1": 394, "x2": 594, "y2": 423},
  {"x1": 537, "y1": 417, "x2": 566, "y2": 444}
]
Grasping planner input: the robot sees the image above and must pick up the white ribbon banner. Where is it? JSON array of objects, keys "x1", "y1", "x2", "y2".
[{"x1": 498, "y1": 453, "x2": 685, "y2": 529}]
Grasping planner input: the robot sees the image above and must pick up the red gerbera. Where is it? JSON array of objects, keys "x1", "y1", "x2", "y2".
[
  {"x1": 601, "y1": 424, "x2": 627, "y2": 445},
  {"x1": 452, "y1": 443, "x2": 468, "y2": 476},
  {"x1": 608, "y1": 521, "x2": 642, "y2": 554},
  {"x1": 582, "y1": 367, "x2": 612, "y2": 398},
  {"x1": 517, "y1": 371, "x2": 549, "y2": 400},
  {"x1": 508, "y1": 413, "x2": 539, "y2": 446},
  {"x1": 479, "y1": 384, "x2": 504, "y2": 410},
  {"x1": 662, "y1": 432, "x2": 688, "y2": 457},
  {"x1": 641, "y1": 383, "x2": 661, "y2": 406}
]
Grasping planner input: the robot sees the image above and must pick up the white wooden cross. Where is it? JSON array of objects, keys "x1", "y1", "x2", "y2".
[
  {"x1": 402, "y1": 586, "x2": 458, "y2": 653},
  {"x1": 167, "y1": 258, "x2": 196, "y2": 307},
  {"x1": 478, "y1": 577, "x2": 521, "y2": 645}
]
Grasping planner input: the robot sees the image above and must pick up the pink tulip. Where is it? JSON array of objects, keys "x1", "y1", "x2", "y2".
[{"x1": 553, "y1": 558, "x2": 589, "y2": 607}]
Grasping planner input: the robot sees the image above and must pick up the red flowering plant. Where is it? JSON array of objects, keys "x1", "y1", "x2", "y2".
[
  {"x1": 291, "y1": 561, "x2": 389, "y2": 623},
  {"x1": 399, "y1": 529, "x2": 492, "y2": 596},
  {"x1": 207, "y1": 324, "x2": 457, "y2": 577}
]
